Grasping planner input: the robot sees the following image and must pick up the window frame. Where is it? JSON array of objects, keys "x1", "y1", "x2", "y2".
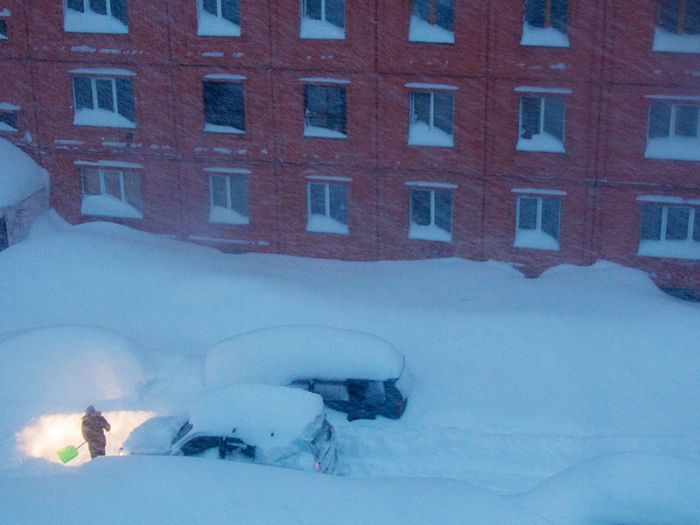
[
  {"x1": 517, "y1": 94, "x2": 567, "y2": 153},
  {"x1": 197, "y1": 0, "x2": 241, "y2": 37},
  {"x1": 202, "y1": 80, "x2": 246, "y2": 134},
  {"x1": 408, "y1": 0, "x2": 455, "y2": 44},
  {"x1": 638, "y1": 202, "x2": 700, "y2": 259},
  {"x1": 408, "y1": 187, "x2": 453, "y2": 243},
  {"x1": 645, "y1": 100, "x2": 700, "y2": 161},
  {"x1": 303, "y1": 83, "x2": 348, "y2": 139},
  {"x1": 72, "y1": 75, "x2": 136, "y2": 128},
  {"x1": 209, "y1": 173, "x2": 250, "y2": 225},
  {"x1": 0, "y1": 18, "x2": 8, "y2": 40},
  {"x1": 520, "y1": 0, "x2": 570, "y2": 47},
  {"x1": 64, "y1": 0, "x2": 129, "y2": 33},
  {"x1": 300, "y1": 0, "x2": 345, "y2": 40},
  {"x1": 0, "y1": 111, "x2": 18, "y2": 133},
  {"x1": 514, "y1": 195, "x2": 562, "y2": 251},
  {"x1": 306, "y1": 181, "x2": 349, "y2": 235},
  {"x1": 408, "y1": 90, "x2": 455, "y2": 147},
  {"x1": 80, "y1": 166, "x2": 143, "y2": 218}
]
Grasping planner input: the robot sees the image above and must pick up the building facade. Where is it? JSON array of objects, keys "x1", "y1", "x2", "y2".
[{"x1": 1, "y1": 0, "x2": 699, "y2": 292}]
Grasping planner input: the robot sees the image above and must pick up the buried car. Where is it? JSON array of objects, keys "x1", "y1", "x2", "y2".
[
  {"x1": 205, "y1": 325, "x2": 412, "y2": 421},
  {"x1": 121, "y1": 385, "x2": 337, "y2": 474}
]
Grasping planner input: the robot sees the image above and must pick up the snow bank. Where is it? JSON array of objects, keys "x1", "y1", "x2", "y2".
[
  {"x1": 205, "y1": 325, "x2": 406, "y2": 388},
  {"x1": 0, "y1": 326, "x2": 147, "y2": 425},
  {"x1": 0, "y1": 456, "x2": 553, "y2": 525},
  {"x1": 517, "y1": 453, "x2": 700, "y2": 524},
  {"x1": 0, "y1": 138, "x2": 49, "y2": 208}
]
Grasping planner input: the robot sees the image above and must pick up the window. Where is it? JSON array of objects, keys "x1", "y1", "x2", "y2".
[
  {"x1": 409, "y1": 90, "x2": 454, "y2": 147},
  {"x1": 312, "y1": 382, "x2": 350, "y2": 401},
  {"x1": 209, "y1": 174, "x2": 249, "y2": 225},
  {"x1": 0, "y1": 18, "x2": 7, "y2": 40},
  {"x1": 409, "y1": 0, "x2": 454, "y2": 44},
  {"x1": 304, "y1": 85, "x2": 347, "y2": 139},
  {"x1": 300, "y1": 0, "x2": 344, "y2": 39},
  {"x1": 203, "y1": 81, "x2": 245, "y2": 134},
  {"x1": 198, "y1": 0, "x2": 240, "y2": 36},
  {"x1": 409, "y1": 188, "x2": 452, "y2": 242},
  {"x1": 72, "y1": 75, "x2": 135, "y2": 128},
  {"x1": 646, "y1": 101, "x2": 700, "y2": 161},
  {"x1": 64, "y1": 0, "x2": 128, "y2": 34},
  {"x1": 0, "y1": 111, "x2": 18, "y2": 133},
  {"x1": 80, "y1": 167, "x2": 143, "y2": 219},
  {"x1": 306, "y1": 181, "x2": 348, "y2": 234},
  {"x1": 638, "y1": 203, "x2": 700, "y2": 259},
  {"x1": 654, "y1": 0, "x2": 700, "y2": 53},
  {"x1": 514, "y1": 196, "x2": 561, "y2": 250},
  {"x1": 517, "y1": 95, "x2": 566, "y2": 153},
  {"x1": 520, "y1": 0, "x2": 569, "y2": 47}
]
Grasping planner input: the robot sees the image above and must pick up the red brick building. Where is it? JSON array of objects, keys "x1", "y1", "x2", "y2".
[{"x1": 1, "y1": 0, "x2": 699, "y2": 293}]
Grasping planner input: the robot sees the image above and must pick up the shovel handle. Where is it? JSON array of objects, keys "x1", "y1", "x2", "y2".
[{"x1": 76, "y1": 441, "x2": 87, "y2": 449}]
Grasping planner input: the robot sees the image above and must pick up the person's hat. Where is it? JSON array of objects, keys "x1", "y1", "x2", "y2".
[{"x1": 85, "y1": 405, "x2": 96, "y2": 414}]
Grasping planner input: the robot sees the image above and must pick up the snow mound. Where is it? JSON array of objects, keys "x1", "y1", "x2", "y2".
[
  {"x1": 517, "y1": 453, "x2": 700, "y2": 525},
  {"x1": 0, "y1": 326, "x2": 146, "y2": 425},
  {"x1": 0, "y1": 138, "x2": 49, "y2": 208},
  {"x1": 205, "y1": 325, "x2": 406, "y2": 388}
]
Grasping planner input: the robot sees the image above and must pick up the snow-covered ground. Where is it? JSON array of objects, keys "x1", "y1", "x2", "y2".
[{"x1": 1, "y1": 212, "x2": 699, "y2": 523}]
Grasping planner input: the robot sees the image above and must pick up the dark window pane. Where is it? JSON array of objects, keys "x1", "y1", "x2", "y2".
[
  {"x1": 328, "y1": 87, "x2": 346, "y2": 134},
  {"x1": 0, "y1": 19, "x2": 7, "y2": 38},
  {"x1": 541, "y1": 198, "x2": 560, "y2": 240},
  {"x1": 329, "y1": 184, "x2": 348, "y2": 224},
  {"x1": 305, "y1": 86, "x2": 345, "y2": 134},
  {"x1": 309, "y1": 183, "x2": 326, "y2": 215},
  {"x1": 666, "y1": 207, "x2": 690, "y2": 240},
  {"x1": 648, "y1": 103, "x2": 671, "y2": 138},
  {"x1": 96, "y1": 79, "x2": 114, "y2": 112},
  {"x1": 102, "y1": 170, "x2": 122, "y2": 199},
  {"x1": 89, "y1": 0, "x2": 107, "y2": 15},
  {"x1": 111, "y1": 0, "x2": 128, "y2": 25},
  {"x1": 551, "y1": 0, "x2": 568, "y2": 32},
  {"x1": 304, "y1": 0, "x2": 322, "y2": 20},
  {"x1": 67, "y1": 0, "x2": 85, "y2": 12},
  {"x1": 229, "y1": 176, "x2": 248, "y2": 217},
  {"x1": 0, "y1": 112, "x2": 17, "y2": 130},
  {"x1": 640, "y1": 205, "x2": 662, "y2": 240},
  {"x1": 81, "y1": 169, "x2": 100, "y2": 196},
  {"x1": 412, "y1": 92, "x2": 431, "y2": 125},
  {"x1": 693, "y1": 210, "x2": 700, "y2": 241},
  {"x1": 203, "y1": 0, "x2": 217, "y2": 15},
  {"x1": 434, "y1": 191, "x2": 452, "y2": 232},
  {"x1": 687, "y1": 0, "x2": 700, "y2": 34},
  {"x1": 435, "y1": 0, "x2": 454, "y2": 31},
  {"x1": 211, "y1": 175, "x2": 227, "y2": 207},
  {"x1": 520, "y1": 97, "x2": 541, "y2": 139},
  {"x1": 73, "y1": 77, "x2": 94, "y2": 110},
  {"x1": 204, "y1": 82, "x2": 244, "y2": 130},
  {"x1": 413, "y1": 0, "x2": 430, "y2": 21},
  {"x1": 675, "y1": 105, "x2": 699, "y2": 137},
  {"x1": 326, "y1": 0, "x2": 344, "y2": 28},
  {"x1": 433, "y1": 92, "x2": 454, "y2": 135},
  {"x1": 543, "y1": 97, "x2": 565, "y2": 142},
  {"x1": 525, "y1": 0, "x2": 546, "y2": 27},
  {"x1": 123, "y1": 171, "x2": 142, "y2": 210},
  {"x1": 411, "y1": 190, "x2": 431, "y2": 226},
  {"x1": 222, "y1": 0, "x2": 240, "y2": 25},
  {"x1": 658, "y1": 0, "x2": 681, "y2": 32},
  {"x1": 518, "y1": 197, "x2": 538, "y2": 230},
  {"x1": 116, "y1": 78, "x2": 135, "y2": 122}
]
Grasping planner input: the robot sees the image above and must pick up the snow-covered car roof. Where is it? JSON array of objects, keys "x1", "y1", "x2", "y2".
[
  {"x1": 205, "y1": 325, "x2": 406, "y2": 388},
  {"x1": 183, "y1": 384, "x2": 326, "y2": 451}
]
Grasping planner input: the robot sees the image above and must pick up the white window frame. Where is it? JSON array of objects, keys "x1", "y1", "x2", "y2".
[
  {"x1": 197, "y1": 0, "x2": 241, "y2": 37},
  {"x1": 64, "y1": 0, "x2": 128, "y2": 34},
  {"x1": 300, "y1": 0, "x2": 345, "y2": 40},
  {"x1": 80, "y1": 167, "x2": 143, "y2": 219},
  {"x1": 306, "y1": 181, "x2": 349, "y2": 235},
  {"x1": 517, "y1": 95, "x2": 566, "y2": 153},
  {"x1": 638, "y1": 203, "x2": 700, "y2": 260},
  {"x1": 408, "y1": 0, "x2": 455, "y2": 44},
  {"x1": 520, "y1": 0, "x2": 570, "y2": 48},
  {"x1": 653, "y1": 0, "x2": 700, "y2": 54},
  {"x1": 72, "y1": 75, "x2": 136, "y2": 129},
  {"x1": 408, "y1": 188, "x2": 452, "y2": 242},
  {"x1": 645, "y1": 101, "x2": 700, "y2": 161},
  {"x1": 408, "y1": 90, "x2": 455, "y2": 147},
  {"x1": 514, "y1": 195, "x2": 561, "y2": 251},
  {"x1": 209, "y1": 174, "x2": 249, "y2": 225}
]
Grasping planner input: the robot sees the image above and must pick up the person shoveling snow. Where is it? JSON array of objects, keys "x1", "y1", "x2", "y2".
[{"x1": 81, "y1": 406, "x2": 111, "y2": 459}]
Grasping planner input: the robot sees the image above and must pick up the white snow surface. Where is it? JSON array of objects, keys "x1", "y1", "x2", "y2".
[
  {"x1": 197, "y1": 10, "x2": 241, "y2": 37},
  {"x1": 408, "y1": 15, "x2": 455, "y2": 44},
  {"x1": 520, "y1": 22, "x2": 570, "y2": 48},
  {"x1": 653, "y1": 26, "x2": 700, "y2": 54},
  {"x1": 205, "y1": 325, "x2": 405, "y2": 388},
  {"x1": 73, "y1": 108, "x2": 136, "y2": 129},
  {"x1": 300, "y1": 17, "x2": 345, "y2": 40},
  {"x1": 0, "y1": 214, "x2": 699, "y2": 521},
  {"x1": 0, "y1": 138, "x2": 49, "y2": 207},
  {"x1": 64, "y1": 9, "x2": 128, "y2": 34},
  {"x1": 81, "y1": 194, "x2": 143, "y2": 219}
]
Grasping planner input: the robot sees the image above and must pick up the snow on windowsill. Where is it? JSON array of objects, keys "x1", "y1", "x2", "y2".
[
  {"x1": 638, "y1": 240, "x2": 700, "y2": 260},
  {"x1": 408, "y1": 122, "x2": 454, "y2": 147},
  {"x1": 209, "y1": 206, "x2": 249, "y2": 225},
  {"x1": 652, "y1": 26, "x2": 700, "y2": 54},
  {"x1": 81, "y1": 195, "x2": 143, "y2": 219},
  {"x1": 299, "y1": 17, "x2": 344, "y2": 40},
  {"x1": 0, "y1": 122, "x2": 18, "y2": 133},
  {"x1": 517, "y1": 133, "x2": 565, "y2": 153},
  {"x1": 204, "y1": 123, "x2": 245, "y2": 135},
  {"x1": 197, "y1": 10, "x2": 241, "y2": 37},
  {"x1": 0, "y1": 35, "x2": 7, "y2": 41},
  {"x1": 408, "y1": 15, "x2": 454, "y2": 44},
  {"x1": 520, "y1": 22, "x2": 569, "y2": 48},
  {"x1": 514, "y1": 229, "x2": 560, "y2": 251},
  {"x1": 64, "y1": 9, "x2": 128, "y2": 34},
  {"x1": 304, "y1": 125, "x2": 347, "y2": 139},
  {"x1": 409, "y1": 224, "x2": 452, "y2": 243},
  {"x1": 74, "y1": 108, "x2": 136, "y2": 129},
  {"x1": 306, "y1": 215, "x2": 348, "y2": 235},
  {"x1": 645, "y1": 137, "x2": 700, "y2": 161}
]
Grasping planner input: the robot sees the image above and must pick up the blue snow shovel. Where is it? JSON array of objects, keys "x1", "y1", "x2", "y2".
[{"x1": 57, "y1": 441, "x2": 86, "y2": 464}]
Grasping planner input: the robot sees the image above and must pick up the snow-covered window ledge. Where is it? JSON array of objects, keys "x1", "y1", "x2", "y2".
[
  {"x1": 198, "y1": 0, "x2": 241, "y2": 37},
  {"x1": 300, "y1": 0, "x2": 345, "y2": 40},
  {"x1": 638, "y1": 240, "x2": 700, "y2": 260},
  {"x1": 408, "y1": 15, "x2": 454, "y2": 44},
  {"x1": 64, "y1": 0, "x2": 129, "y2": 34},
  {"x1": 514, "y1": 193, "x2": 562, "y2": 251},
  {"x1": 645, "y1": 137, "x2": 700, "y2": 161},
  {"x1": 652, "y1": 27, "x2": 700, "y2": 54},
  {"x1": 516, "y1": 132, "x2": 566, "y2": 153},
  {"x1": 303, "y1": 126, "x2": 347, "y2": 139},
  {"x1": 513, "y1": 229, "x2": 560, "y2": 250},
  {"x1": 81, "y1": 194, "x2": 142, "y2": 219},
  {"x1": 306, "y1": 215, "x2": 348, "y2": 234},
  {"x1": 74, "y1": 108, "x2": 136, "y2": 129},
  {"x1": 408, "y1": 224, "x2": 452, "y2": 243},
  {"x1": 306, "y1": 181, "x2": 349, "y2": 234},
  {"x1": 408, "y1": 185, "x2": 453, "y2": 242},
  {"x1": 209, "y1": 206, "x2": 249, "y2": 225},
  {"x1": 520, "y1": 21, "x2": 569, "y2": 48}
]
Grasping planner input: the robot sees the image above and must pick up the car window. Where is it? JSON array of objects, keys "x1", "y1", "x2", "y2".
[
  {"x1": 180, "y1": 436, "x2": 220, "y2": 456},
  {"x1": 172, "y1": 421, "x2": 193, "y2": 445},
  {"x1": 313, "y1": 381, "x2": 349, "y2": 401},
  {"x1": 364, "y1": 381, "x2": 386, "y2": 404}
]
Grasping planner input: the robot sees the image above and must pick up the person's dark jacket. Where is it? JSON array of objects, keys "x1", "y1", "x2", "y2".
[{"x1": 81, "y1": 411, "x2": 111, "y2": 448}]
